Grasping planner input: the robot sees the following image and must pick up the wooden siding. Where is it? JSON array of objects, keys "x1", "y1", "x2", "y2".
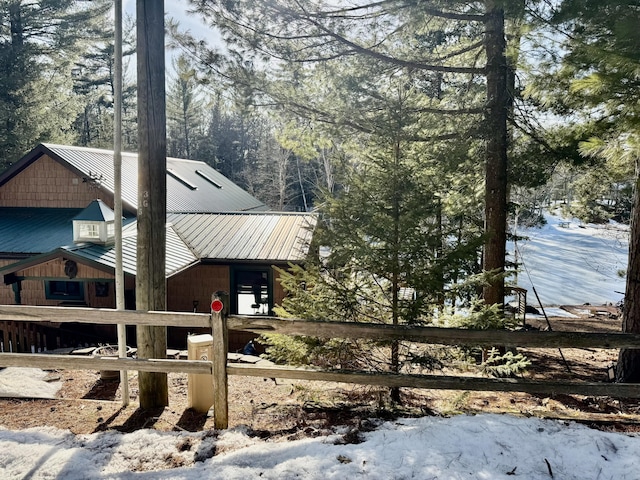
[
  {"x1": 18, "y1": 257, "x2": 113, "y2": 281},
  {"x1": 0, "y1": 259, "x2": 295, "y2": 351},
  {"x1": 0, "y1": 257, "x2": 115, "y2": 307},
  {"x1": 167, "y1": 264, "x2": 288, "y2": 314},
  {"x1": 0, "y1": 154, "x2": 115, "y2": 209},
  {"x1": 168, "y1": 264, "x2": 230, "y2": 313},
  {"x1": 274, "y1": 267, "x2": 286, "y2": 308},
  {"x1": 0, "y1": 259, "x2": 14, "y2": 305}
]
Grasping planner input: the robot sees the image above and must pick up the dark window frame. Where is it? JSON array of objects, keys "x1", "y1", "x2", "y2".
[
  {"x1": 45, "y1": 280, "x2": 85, "y2": 301},
  {"x1": 229, "y1": 266, "x2": 273, "y2": 315}
]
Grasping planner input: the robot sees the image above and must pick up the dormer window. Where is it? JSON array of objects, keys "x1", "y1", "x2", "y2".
[
  {"x1": 79, "y1": 223, "x2": 100, "y2": 239},
  {"x1": 72, "y1": 199, "x2": 117, "y2": 245}
]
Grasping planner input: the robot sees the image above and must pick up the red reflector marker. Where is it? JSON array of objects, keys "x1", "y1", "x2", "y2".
[{"x1": 211, "y1": 299, "x2": 224, "y2": 313}]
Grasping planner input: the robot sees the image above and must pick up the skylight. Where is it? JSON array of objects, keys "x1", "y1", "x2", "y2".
[
  {"x1": 168, "y1": 168, "x2": 198, "y2": 190},
  {"x1": 195, "y1": 169, "x2": 223, "y2": 189}
]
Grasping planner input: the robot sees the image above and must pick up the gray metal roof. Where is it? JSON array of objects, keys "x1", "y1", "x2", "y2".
[
  {"x1": 0, "y1": 207, "x2": 80, "y2": 255},
  {"x1": 167, "y1": 212, "x2": 317, "y2": 262},
  {"x1": 0, "y1": 211, "x2": 316, "y2": 281},
  {"x1": 62, "y1": 224, "x2": 198, "y2": 277},
  {"x1": 1, "y1": 144, "x2": 267, "y2": 213}
]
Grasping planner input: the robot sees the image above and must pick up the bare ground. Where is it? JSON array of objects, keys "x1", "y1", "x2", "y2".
[{"x1": 1, "y1": 306, "x2": 639, "y2": 438}]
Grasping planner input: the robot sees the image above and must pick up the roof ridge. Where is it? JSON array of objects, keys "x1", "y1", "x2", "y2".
[{"x1": 44, "y1": 143, "x2": 213, "y2": 166}]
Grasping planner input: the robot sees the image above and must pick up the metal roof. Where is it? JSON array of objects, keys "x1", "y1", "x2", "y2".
[
  {"x1": 0, "y1": 223, "x2": 197, "y2": 279},
  {"x1": 0, "y1": 144, "x2": 268, "y2": 213},
  {"x1": 0, "y1": 207, "x2": 80, "y2": 255},
  {"x1": 63, "y1": 224, "x2": 198, "y2": 277},
  {"x1": 0, "y1": 212, "x2": 316, "y2": 280},
  {"x1": 72, "y1": 199, "x2": 115, "y2": 222},
  {"x1": 167, "y1": 212, "x2": 317, "y2": 262}
]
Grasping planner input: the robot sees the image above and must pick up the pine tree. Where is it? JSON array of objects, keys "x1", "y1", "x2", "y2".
[
  {"x1": 181, "y1": 0, "x2": 517, "y2": 306},
  {"x1": 540, "y1": 0, "x2": 639, "y2": 381},
  {"x1": 0, "y1": 0, "x2": 112, "y2": 169},
  {"x1": 72, "y1": 14, "x2": 137, "y2": 150},
  {"x1": 167, "y1": 55, "x2": 206, "y2": 159}
]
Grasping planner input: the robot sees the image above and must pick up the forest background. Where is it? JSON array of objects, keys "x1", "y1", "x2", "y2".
[{"x1": 0, "y1": 0, "x2": 638, "y2": 381}]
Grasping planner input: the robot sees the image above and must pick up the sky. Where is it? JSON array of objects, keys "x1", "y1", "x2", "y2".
[
  {"x1": 119, "y1": 1, "x2": 219, "y2": 78},
  {"x1": 0, "y1": 211, "x2": 634, "y2": 478},
  {"x1": 123, "y1": 0, "x2": 213, "y2": 41},
  {"x1": 3, "y1": 8, "x2": 627, "y2": 477}
]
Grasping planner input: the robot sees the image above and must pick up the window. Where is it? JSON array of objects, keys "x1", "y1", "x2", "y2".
[
  {"x1": 79, "y1": 223, "x2": 100, "y2": 238},
  {"x1": 230, "y1": 268, "x2": 272, "y2": 315},
  {"x1": 45, "y1": 281, "x2": 84, "y2": 301}
]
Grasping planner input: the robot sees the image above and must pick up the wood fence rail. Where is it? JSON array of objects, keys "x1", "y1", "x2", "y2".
[
  {"x1": 0, "y1": 353, "x2": 211, "y2": 374},
  {"x1": 0, "y1": 305, "x2": 209, "y2": 328},
  {"x1": 2, "y1": 305, "x2": 639, "y2": 348},
  {"x1": 0, "y1": 303, "x2": 639, "y2": 430}
]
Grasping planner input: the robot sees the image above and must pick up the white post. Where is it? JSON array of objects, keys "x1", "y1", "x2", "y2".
[{"x1": 114, "y1": 0, "x2": 129, "y2": 406}]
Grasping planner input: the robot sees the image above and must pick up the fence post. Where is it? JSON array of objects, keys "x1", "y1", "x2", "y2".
[{"x1": 211, "y1": 291, "x2": 229, "y2": 429}]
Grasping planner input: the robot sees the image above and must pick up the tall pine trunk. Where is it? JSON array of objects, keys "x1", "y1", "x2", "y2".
[
  {"x1": 390, "y1": 138, "x2": 401, "y2": 404},
  {"x1": 617, "y1": 158, "x2": 640, "y2": 381},
  {"x1": 482, "y1": 1, "x2": 509, "y2": 307}
]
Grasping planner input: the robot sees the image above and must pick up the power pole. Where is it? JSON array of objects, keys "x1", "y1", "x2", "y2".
[{"x1": 136, "y1": 0, "x2": 168, "y2": 408}]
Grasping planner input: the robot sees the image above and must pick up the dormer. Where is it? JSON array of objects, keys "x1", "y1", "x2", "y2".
[{"x1": 72, "y1": 199, "x2": 116, "y2": 245}]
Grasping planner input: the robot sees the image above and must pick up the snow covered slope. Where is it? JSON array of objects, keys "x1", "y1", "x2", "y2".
[{"x1": 508, "y1": 211, "x2": 628, "y2": 306}]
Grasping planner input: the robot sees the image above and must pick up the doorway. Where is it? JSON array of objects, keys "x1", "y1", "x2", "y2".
[{"x1": 230, "y1": 267, "x2": 273, "y2": 315}]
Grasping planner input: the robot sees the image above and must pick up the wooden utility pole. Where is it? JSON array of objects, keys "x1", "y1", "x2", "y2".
[
  {"x1": 136, "y1": 0, "x2": 168, "y2": 408},
  {"x1": 211, "y1": 292, "x2": 229, "y2": 429}
]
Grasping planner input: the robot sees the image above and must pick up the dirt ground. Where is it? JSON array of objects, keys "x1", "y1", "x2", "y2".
[{"x1": 1, "y1": 306, "x2": 639, "y2": 438}]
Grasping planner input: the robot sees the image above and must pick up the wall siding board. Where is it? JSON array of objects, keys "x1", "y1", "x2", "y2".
[
  {"x1": 167, "y1": 264, "x2": 230, "y2": 313},
  {"x1": 0, "y1": 155, "x2": 115, "y2": 209}
]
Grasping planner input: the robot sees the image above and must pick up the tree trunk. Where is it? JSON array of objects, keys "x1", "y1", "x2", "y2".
[
  {"x1": 482, "y1": 1, "x2": 509, "y2": 307},
  {"x1": 136, "y1": 0, "x2": 168, "y2": 408},
  {"x1": 390, "y1": 139, "x2": 401, "y2": 404},
  {"x1": 617, "y1": 158, "x2": 640, "y2": 382},
  {"x1": 9, "y1": 3, "x2": 23, "y2": 47}
]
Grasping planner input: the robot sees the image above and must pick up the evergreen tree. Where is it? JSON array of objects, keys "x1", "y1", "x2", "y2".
[
  {"x1": 265, "y1": 62, "x2": 488, "y2": 400},
  {"x1": 72, "y1": 14, "x2": 137, "y2": 150},
  {"x1": 183, "y1": 0, "x2": 518, "y2": 306},
  {"x1": 167, "y1": 54, "x2": 206, "y2": 159},
  {"x1": 539, "y1": 0, "x2": 639, "y2": 381},
  {"x1": 0, "y1": 0, "x2": 112, "y2": 169}
]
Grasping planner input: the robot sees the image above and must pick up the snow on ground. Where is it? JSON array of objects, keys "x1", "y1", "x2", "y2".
[
  {"x1": 1, "y1": 414, "x2": 640, "y2": 479},
  {"x1": 0, "y1": 209, "x2": 636, "y2": 478},
  {"x1": 0, "y1": 367, "x2": 61, "y2": 398},
  {"x1": 508, "y1": 211, "x2": 628, "y2": 306}
]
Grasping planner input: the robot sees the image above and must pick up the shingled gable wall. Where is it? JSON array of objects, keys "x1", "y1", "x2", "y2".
[{"x1": 0, "y1": 154, "x2": 115, "y2": 209}]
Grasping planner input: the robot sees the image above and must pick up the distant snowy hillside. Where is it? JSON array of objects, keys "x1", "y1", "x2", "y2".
[{"x1": 507, "y1": 211, "x2": 628, "y2": 306}]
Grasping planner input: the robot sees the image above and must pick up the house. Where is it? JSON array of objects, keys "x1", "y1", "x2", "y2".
[{"x1": 0, "y1": 144, "x2": 316, "y2": 351}]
